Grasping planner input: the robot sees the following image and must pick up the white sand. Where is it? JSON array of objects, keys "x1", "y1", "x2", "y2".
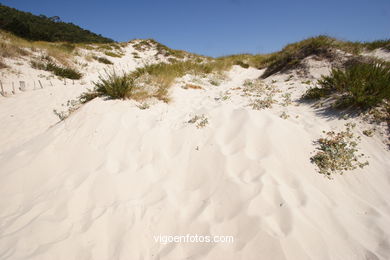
[{"x1": 0, "y1": 48, "x2": 390, "y2": 260}]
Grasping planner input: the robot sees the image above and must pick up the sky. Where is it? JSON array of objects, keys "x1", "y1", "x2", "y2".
[{"x1": 1, "y1": 0, "x2": 389, "y2": 57}]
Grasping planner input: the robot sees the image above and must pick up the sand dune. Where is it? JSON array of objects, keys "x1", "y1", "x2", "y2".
[{"x1": 1, "y1": 60, "x2": 390, "y2": 260}]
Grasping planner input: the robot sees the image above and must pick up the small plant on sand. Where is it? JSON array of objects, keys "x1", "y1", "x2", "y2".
[
  {"x1": 137, "y1": 103, "x2": 150, "y2": 110},
  {"x1": 182, "y1": 84, "x2": 203, "y2": 90},
  {"x1": 285, "y1": 75, "x2": 294, "y2": 82},
  {"x1": 311, "y1": 123, "x2": 369, "y2": 177},
  {"x1": 53, "y1": 99, "x2": 82, "y2": 121},
  {"x1": 188, "y1": 114, "x2": 209, "y2": 128},
  {"x1": 280, "y1": 92, "x2": 292, "y2": 106},
  {"x1": 362, "y1": 129, "x2": 374, "y2": 137},
  {"x1": 250, "y1": 96, "x2": 275, "y2": 110},
  {"x1": 280, "y1": 111, "x2": 290, "y2": 119},
  {"x1": 215, "y1": 91, "x2": 231, "y2": 101}
]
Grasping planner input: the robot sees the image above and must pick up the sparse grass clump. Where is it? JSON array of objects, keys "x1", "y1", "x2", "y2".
[
  {"x1": 280, "y1": 111, "x2": 290, "y2": 119},
  {"x1": 303, "y1": 61, "x2": 390, "y2": 110},
  {"x1": 188, "y1": 114, "x2": 209, "y2": 128},
  {"x1": 280, "y1": 93, "x2": 292, "y2": 106},
  {"x1": 311, "y1": 123, "x2": 369, "y2": 177},
  {"x1": 53, "y1": 99, "x2": 81, "y2": 121},
  {"x1": 362, "y1": 129, "x2": 374, "y2": 137},
  {"x1": 250, "y1": 97, "x2": 275, "y2": 110}
]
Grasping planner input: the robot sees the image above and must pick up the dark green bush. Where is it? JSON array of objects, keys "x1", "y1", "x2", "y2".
[{"x1": 317, "y1": 62, "x2": 390, "y2": 109}]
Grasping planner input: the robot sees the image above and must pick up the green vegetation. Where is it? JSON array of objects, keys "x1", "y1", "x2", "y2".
[
  {"x1": 303, "y1": 61, "x2": 390, "y2": 109},
  {"x1": 104, "y1": 51, "x2": 124, "y2": 58},
  {"x1": 53, "y1": 99, "x2": 81, "y2": 121},
  {"x1": 188, "y1": 114, "x2": 209, "y2": 128},
  {"x1": 261, "y1": 36, "x2": 337, "y2": 78},
  {"x1": 216, "y1": 54, "x2": 272, "y2": 70},
  {"x1": 130, "y1": 60, "x2": 230, "y2": 101},
  {"x1": 234, "y1": 60, "x2": 250, "y2": 68},
  {"x1": 0, "y1": 4, "x2": 113, "y2": 43},
  {"x1": 0, "y1": 30, "x2": 78, "y2": 65},
  {"x1": 215, "y1": 36, "x2": 389, "y2": 77},
  {"x1": 31, "y1": 58, "x2": 82, "y2": 79},
  {"x1": 311, "y1": 123, "x2": 369, "y2": 177},
  {"x1": 93, "y1": 56, "x2": 113, "y2": 65},
  {"x1": 81, "y1": 60, "x2": 232, "y2": 103},
  {"x1": 87, "y1": 71, "x2": 136, "y2": 100}
]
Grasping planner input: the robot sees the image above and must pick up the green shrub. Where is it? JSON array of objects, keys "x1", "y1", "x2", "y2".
[
  {"x1": 316, "y1": 62, "x2": 390, "y2": 109},
  {"x1": 91, "y1": 71, "x2": 135, "y2": 99}
]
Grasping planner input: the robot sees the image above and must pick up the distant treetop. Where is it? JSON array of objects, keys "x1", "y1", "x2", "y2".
[{"x1": 0, "y1": 3, "x2": 114, "y2": 43}]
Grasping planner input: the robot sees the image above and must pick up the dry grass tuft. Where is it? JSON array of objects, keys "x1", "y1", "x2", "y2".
[{"x1": 182, "y1": 84, "x2": 203, "y2": 90}]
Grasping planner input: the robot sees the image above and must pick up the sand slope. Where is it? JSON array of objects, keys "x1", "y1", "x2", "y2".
[{"x1": 0, "y1": 64, "x2": 390, "y2": 259}]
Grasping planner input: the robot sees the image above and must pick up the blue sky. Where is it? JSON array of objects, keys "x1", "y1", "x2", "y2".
[{"x1": 1, "y1": 0, "x2": 389, "y2": 57}]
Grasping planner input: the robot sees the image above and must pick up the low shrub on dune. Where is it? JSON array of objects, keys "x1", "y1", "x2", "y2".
[
  {"x1": 30, "y1": 60, "x2": 82, "y2": 79},
  {"x1": 303, "y1": 61, "x2": 390, "y2": 110},
  {"x1": 83, "y1": 71, "x2": 136, "y2": 101}
]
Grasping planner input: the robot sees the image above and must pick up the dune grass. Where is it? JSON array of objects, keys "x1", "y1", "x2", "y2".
[
  {"x1": 0, "y1": 30, "x2": 76, "y2": 65},
  {"x1": 31, "y1": 59, "x2": 82, "y2": 79},
  {"x1": 81, "y1": 59, "x2": 233, "y2": 103},
  {"x1": 80, "y1": 70, "x2": 136, "y2": 102},
  {"x1": 132, "y1": 39, "x2": 190, "y2": 59},
  {"x1": 213, "y1": 36, "x2": 389, "y2": 79},
  {"x1": 303, "y1": 61, "x2": 390, "y2": 110}
]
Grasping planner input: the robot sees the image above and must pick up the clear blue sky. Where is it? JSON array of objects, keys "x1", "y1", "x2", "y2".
[{"x1": 1, "y1": 0, "x2": 389, "y2": 57}]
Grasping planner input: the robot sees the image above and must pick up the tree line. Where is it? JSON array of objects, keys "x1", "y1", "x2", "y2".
[{"x1": 0, "y1": 3, "x2": 114, "y2": 43}]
